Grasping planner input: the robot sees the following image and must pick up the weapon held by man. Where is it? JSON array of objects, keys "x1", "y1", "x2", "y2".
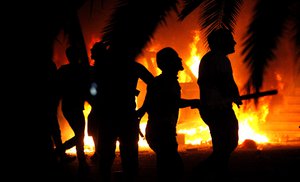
[
  {"x1": 239, "y1": 89, "x2": 278, "y2": 100},
  {"x1": 191, "y1": 89, "x2": 278, "y2": 109}
]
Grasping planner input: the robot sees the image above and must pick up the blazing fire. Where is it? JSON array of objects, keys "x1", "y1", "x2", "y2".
[{"x1": 61, "y1": 30, "x2": 281, "y2": 155}]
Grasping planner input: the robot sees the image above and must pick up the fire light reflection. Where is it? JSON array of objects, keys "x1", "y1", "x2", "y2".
[{"x1": 65, "y1": 31, "x2": 272, "y2": 154}]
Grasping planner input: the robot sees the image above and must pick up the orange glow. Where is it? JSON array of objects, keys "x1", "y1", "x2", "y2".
[
  {"x1": 60, "y1": 30, "x2": 296, "y2": 155},
  {"x1": 66, "y1": 102, "x2": 95, "y2": 154}
]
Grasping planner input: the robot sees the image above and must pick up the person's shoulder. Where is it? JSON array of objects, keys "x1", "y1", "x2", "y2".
[
  {"x1": 200, "y1": 51, "x2": 213, "y2": 62},
  {"x1": 202, "y1": 51, "x2": 226, "y2": 64},
  {"x1": 133, "y1": 61, "x2": 146, "y2": 69},
  {"x1": 58, "y1": 64, "x2": 69, "y2": 70},
  {"x1": 57, "y1": 64, "x2": 68, "y2": 73},
  {"x1": 148, "y1": 75, "x2": 159, "y2": 83}
]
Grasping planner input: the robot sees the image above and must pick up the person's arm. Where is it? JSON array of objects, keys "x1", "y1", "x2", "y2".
[
  {"x1": 136, "y1": 62, "x2": 154, "y2": 84},
  {"x1": 136, "y1": 81, "x2": 152, "y2": 120},
  {"x1": 179, "y1": 99, "x2": 200, "y2": 109}
]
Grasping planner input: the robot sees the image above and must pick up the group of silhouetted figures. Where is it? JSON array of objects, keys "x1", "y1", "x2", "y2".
[{"x1": 46, "y1": 28, "x2": 243, "y2": 182}]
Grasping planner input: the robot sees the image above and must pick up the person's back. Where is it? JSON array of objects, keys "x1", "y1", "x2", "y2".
[
  {"x1": 91, "y1": 45, "x2": 154, "y2": 181},
  {"x1": 146, "y1": 74, "x2": 181, "y2": 138},
  {"x1": 58, "y1": 64, "x2": 89, "y2": 111}
]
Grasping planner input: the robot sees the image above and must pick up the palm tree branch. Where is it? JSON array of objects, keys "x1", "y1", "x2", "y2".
[
  {"x1": 178, "y1": 0, "x2": 206, "y2": 21},
  {"x1": 101, "y1": 0, "x2": 179, "y2": 60},
  {"x1": 289, "y1": 1, "x2": 300, "y2": 58},
  {"x1": 241, "y1": 0, "x2": 290, "y2": 94},
  {"x1": 64, "y1": 11, "x2": 90, "y2": 66},
  {"x1": 200, "y1": 0, "x2": 243, "y2": 38}
]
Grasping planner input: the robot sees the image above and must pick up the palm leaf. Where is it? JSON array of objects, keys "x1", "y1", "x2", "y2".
[
  {"x1": 178, "y1": 0, "x2": 206, "y2": 21},
  {"x1": 64, "y1": 11, "x2": 90, "y2": 66},
  {"x1": 241, "y1": 0, "x2": 291, "y2": 95},
  {"x1": 290, "y1": 1, "x2": 300, "y2": 58},
  {"x1": 178, "y1": 0, "x2": 243, "y2": 47},
  {"x1": 101, "y1": 0, "x2": 179, "y2": 60},
  {"x1": 200, "y1": 0, "x2": 243, "y2": 38}
]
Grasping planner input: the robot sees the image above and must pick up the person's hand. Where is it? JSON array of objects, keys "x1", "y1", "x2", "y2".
[
  {"x1": 190, "y1": 99, "x2": 201, "y2": 109},
  {"x1": 136, "y1": 107, "x2": 146, "y2": 120},
  {"x1": 234, "y1": 98, "x2": 243, "y2": 108}
]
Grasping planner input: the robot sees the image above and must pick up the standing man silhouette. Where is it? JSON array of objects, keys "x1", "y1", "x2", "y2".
[
  {"x1": 195, "y1": 28, "x2": 242, "y2": 180},
  {"x1": 137, "y1": 47, "x2": 199, "y2": 182},
  {"x1": 57, "y1": 45, "x2": 90, "y2": 172},
  {"x1": 86, "y1": 41, "x2": 109, "y2": 162},
  {"x1": 91, "y1": 43, "x2": 154, "y2": 181},
  {"x1": 47, "y1": 59, "x2": 75, "y2": 164}
]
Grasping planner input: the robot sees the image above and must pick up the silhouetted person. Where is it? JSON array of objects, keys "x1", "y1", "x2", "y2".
[
  {"x1": 47, "y1": 59, "x2": 76, "y2": 164},
  {"x1": 57, "y1": 45, "x2": 90, "y2": 172},
  {"x1": 194, "y1": 28, "x2": 242, "y2": 180},
  {"x1": 92, "y1": 44, "x2": 154, "y2": 181},
  {"x1": 86, "y1": 41, "x2": 110, "y2": 162},
  {"x1": 137, "y1": 47, "x2": 199, "y2": 182}
]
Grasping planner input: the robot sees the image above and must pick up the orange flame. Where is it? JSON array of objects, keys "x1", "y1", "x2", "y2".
[{"x1": 64, "y1": 30, "x2": 275, "y2": 154}]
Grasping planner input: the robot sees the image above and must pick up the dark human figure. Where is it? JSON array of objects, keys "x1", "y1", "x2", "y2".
[
  {"x1": 56, "y1": 45, "x2": 91, "y2": 172},
  {"x1": 137, "y1": 47, "x2": 199, "y2": 182},
  {"x1": 194, "y1": 28, "x2": 242, "y2": 180},
  {"x1": 92, "y1": 43, "x2": 154, "y2": 181},
  {"x1": 86, "y1": 41, "x2": 110, "y2": 162},
  {"x1": 47, "y1": 59, "x2": 76, "y2": 164}
]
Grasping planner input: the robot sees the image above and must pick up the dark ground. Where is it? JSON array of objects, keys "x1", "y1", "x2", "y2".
[{"x1": 54, "y1": 143, "x2": 300, "y2": 182}]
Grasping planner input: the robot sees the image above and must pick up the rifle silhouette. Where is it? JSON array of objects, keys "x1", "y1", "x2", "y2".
[
  {"x1": 138, "y1": 89, "x2": 278, "y2": 138},
  {"x1": 239, "y1": 89, "x2": 278, "y2": 100},
  {"x1": 191, "y1": 89, "x2": 278, "y2": 109}
]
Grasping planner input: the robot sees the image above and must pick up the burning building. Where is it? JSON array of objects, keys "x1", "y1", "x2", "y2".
[{"x1": 53, "y1": 0, "x2": 300, "y2": 154}]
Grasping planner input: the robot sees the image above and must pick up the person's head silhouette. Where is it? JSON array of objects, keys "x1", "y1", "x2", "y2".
[
  {"x1": 207, "y1": 28, "x2": 236, "y2": 54},
  {"x1": 65, "y1": 45, "x2": 81, "y2": 64},
  {"x1": 91, "y1": 41, "x2": 109, "y2": 61},
  {"x1": 156, "y1": 47, "x2": 184, "y2": 74}
]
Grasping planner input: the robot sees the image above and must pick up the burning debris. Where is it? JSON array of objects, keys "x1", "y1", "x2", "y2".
[{"x1": 240, "y1": 139, "x2": 258, "y2": 150}]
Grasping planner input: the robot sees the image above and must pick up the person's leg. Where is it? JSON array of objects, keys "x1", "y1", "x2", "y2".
[
  {"x1": 87, "y1": 109, "x2": 99, "y2": 161},
  {"x1": 98, "y1": 125, "x2": 117, "y2": 181},
  {"x1": 208, "y1": 108, "x2": 239, "y2": 179},
  {"x1": 158, "y1": 137, "x2": 183, "y2": 182},
  {"x1": 119, "y1": 121, "x2": 140, "y2": 181},
  {"x1": 63, "y1": 110, "x2": 88, "y2": 170}
]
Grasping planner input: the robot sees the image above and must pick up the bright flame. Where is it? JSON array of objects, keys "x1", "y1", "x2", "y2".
[
  {"x1": 66, "y1": 102, "x2": 95, "y2": 154},
  {"x1": 234, "y1": 102, "x2": 270, "y2": 144},
  {"x1": 64, "y1": 30, "x2": 276, "y2": 154},
  {"x1": 178, "y1": 30, "x2": 202, "y2": 83}
]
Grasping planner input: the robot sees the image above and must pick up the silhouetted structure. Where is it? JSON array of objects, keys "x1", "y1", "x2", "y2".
[
  {"x1": 194, "y1": 28, "x2": 242, "y2": 181},
  {"x1": 138, "y1": 47, "x2": 199, "y2": 182}
]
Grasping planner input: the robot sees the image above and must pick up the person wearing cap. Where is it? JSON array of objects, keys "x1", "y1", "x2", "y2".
[
  {"x1": 137, "y1": 47, "x2": 199, "y2": 182},
  {"x1": 89, "y1": 41, "x2": 154, "y2": 181}
]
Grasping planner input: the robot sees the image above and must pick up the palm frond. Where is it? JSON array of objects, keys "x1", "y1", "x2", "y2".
[
  {"x1": 101, "y1": 0, "x2": 179, "y2": 60},
  {"x1": 178, "y1": 0, "x2": 206, "y2": 21},
  {"x1": 64, "y1": 11, "x2": 90, "y2": 66},
  {"x1": 200, "y1": 0, "x2": 243, "y2": 38},
  {"x1": 289, "y1": 1, "x2": 300, "y2": 58},
  {"x1": 241, "y1": 0, "x2": 290, "y2": 94}
]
